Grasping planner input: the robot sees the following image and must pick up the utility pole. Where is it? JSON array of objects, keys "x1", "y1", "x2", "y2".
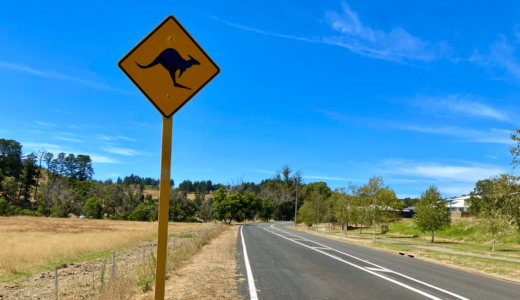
[{"x1": 294, "y1": 180, "x2": 298, "y2": 227}]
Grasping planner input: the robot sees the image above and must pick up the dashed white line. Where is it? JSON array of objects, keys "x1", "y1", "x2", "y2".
[{"x1": 265, "y1": 225, "x2": 469, "y2": 300}]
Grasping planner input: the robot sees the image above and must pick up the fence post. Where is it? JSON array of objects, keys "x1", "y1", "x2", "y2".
[
  {"x1": 143, "y1": 245, "x2": 145, "y2": 266},
  {"x1": 112, "y1": 253, "x2": 115, "y2": 278},
  {"x1": 173, "y1": 236, "x2": 176, "y2": 248},
  {"x1": 54, "y1": 266, "x2": 57, "y2": 299}
]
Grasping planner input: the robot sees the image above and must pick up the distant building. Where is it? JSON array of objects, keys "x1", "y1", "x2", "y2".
[{"x1": 444, "y1": 196, "x2": 471, "y2": 212}]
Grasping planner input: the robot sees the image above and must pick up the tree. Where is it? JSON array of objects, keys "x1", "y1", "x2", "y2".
[
  {"x1": 510, "y1": 128, "x2": 520, "y2": 168},
  {"x1": 55, "y1": 152, "x2": 67, "y2": 176},
  {"x1": 41, "y1": 178, "x2": 77, "y2": 218},
  {"x1": 0, "y1": 139, "x2": 23, "y2": 180},
  {"x1": 297, "y1": 201, "x2": 315, "y2": 229},
  {"x1": 358, "y1": 176, "x2": 384, "y2": 242},
  {"x1": 470, "y1": 174, "x2": 520, "y2": 243},
  {"x1": 20, "y1": 153, "x2": 38, "y2": 200},
  {"x1": 76, "y1": 155, "x2": 94, "y2": 181},
  {"x1": 413, "y1": 186, "x2": 451, "y2": 242},
  {"x1": 1, "y1": 177, "x2": 18, "y2": 199},
  {"x1": 64, "y1": 154, "x2": 78, "y2": 179},
  {"x1": 333, "y1": 185, "x2": 358, "y2": 236},
  {"x1": 299, "y1": 188, "x2": 328, "y2": 231},
  {"x1": 83, "y1": 197, "x2": 103, "y2": 219},
  {"x1": 478, "y1": 207, "x2": 509, "y2": 252},
  {"x1": 376, "y1": 187, "x2": 399, "y2": 238},
  {"x1": 258, "y1": 199, "x2": 273, "y2": 222},
  {"x1": 0, "y1": 197, "x2": 13, "y2": 216}
]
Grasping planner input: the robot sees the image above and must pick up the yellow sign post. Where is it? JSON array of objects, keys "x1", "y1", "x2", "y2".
[{"x1": 118, "y1": 15, "x2": 220, "y2": 299}]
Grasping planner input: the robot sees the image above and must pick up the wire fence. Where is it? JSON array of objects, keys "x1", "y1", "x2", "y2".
[{"x1": 4, "y1": 224, "x2": 219, "y2": 300}]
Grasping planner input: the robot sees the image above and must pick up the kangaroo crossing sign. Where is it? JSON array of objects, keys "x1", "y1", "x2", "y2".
[
  {"x1": 118, "y1": 15, "x2": 220, "y2": 118},
  {"x1": 118, "y1": 15, "x2": 220, "y2": 300}
]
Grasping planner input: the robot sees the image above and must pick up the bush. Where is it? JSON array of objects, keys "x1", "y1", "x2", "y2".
[
  {"x1": 0, "y1": 197, "x2": 13, "y2": 216},
  {"x1": 183, "y1": 216, "x2": 201, "y2": 223},
  {"x1": 128, "y1": 203, "x2": 152, "y2": 221},
  {"x1": 83, "y1": 198, "x2": 103, "y2": 219},
  {"x1": 13, "y1": 208, "x2": 41, "y2": 217},
  {"x1": 109, "y1": 214, "x2": 121, "y2": 221}
]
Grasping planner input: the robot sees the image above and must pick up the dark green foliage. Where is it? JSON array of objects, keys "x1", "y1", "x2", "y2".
[
  {"x1": 257, "y1": 199, "x2": 273, "y2": 221},
  {"x1": 83, "y1": 197, "x2": 103, "y2": 219},
  {"x1": 413, "y1": 185, "x2": 451, "y2": 242},
  {"x1": 45, "y1": 152, "x2": 94, "y2": 181},
  {"x1": 212, "y1": 188, "x2": 265, "y2": 223},
  {"x1": 128, "y1": 203, "x2": 153, "y2": 221},
  {"x1": 178, "y1": 179, "x2": 226, "y2": 192},
  {"x1": 121, "y1": 174, "x2": 159, "y2": 187},
  {"x1": 183, "y1": 216, "x2": 201, "y2": 223},
  {"x1": 0, "y1": 197, "x2": 13, "y2": 216},
  {"x1": 13, "y1": 208, "x2": 41, "y2": 216}
]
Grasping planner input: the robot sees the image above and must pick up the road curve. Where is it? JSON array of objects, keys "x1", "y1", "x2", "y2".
[{"x1": 235, "y1": 222, "x2": 520, "y2": 300}]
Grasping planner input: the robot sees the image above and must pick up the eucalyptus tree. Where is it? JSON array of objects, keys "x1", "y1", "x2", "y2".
[
  {"x1": 300, "y1": 187, "x2": 329, "y2": 231},
  {"x1": 413, "y1": 185, "x2": 451, "y2": 243},
  {"x1": 375, "y1": 187, "x2": 399, "y2": 238},
  {"x1": 333, "y1": 185, "x2": 358, "y2": 236}
]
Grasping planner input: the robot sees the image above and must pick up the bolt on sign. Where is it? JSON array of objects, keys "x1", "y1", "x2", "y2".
[
  {"x1": 118, "y1": 15, "x2": 220, "y2": 118},
  {"x1": 118, "y1": 15, "x2": 220, "y2": 300}
]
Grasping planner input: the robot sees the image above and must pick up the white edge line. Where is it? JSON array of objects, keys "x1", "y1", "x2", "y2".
[
  {"x1": 274, "y1": 226, "x2": 470, "y2": 300},
  {"x1": 266, "y1": 226, "x2": 449, "y2": 300},
  {"x1": 241, "y1": 225, "x2": 259, "y2": 300}
]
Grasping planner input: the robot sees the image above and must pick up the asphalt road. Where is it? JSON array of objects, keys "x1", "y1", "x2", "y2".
[{"x1": 236, "y1": 222, "x2": 520, "y2": 300}]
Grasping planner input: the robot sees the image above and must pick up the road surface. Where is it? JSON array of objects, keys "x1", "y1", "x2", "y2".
[{"x1": 236, "y1": 222, "x2": 520, "y2": 300}]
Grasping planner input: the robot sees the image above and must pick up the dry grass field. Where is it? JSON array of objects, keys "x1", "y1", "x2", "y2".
[{"x1": 0, "y1": 216, "x2": 209, "y2": 278}]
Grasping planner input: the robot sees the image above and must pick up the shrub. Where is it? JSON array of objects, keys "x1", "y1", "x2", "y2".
[
  {"x1": 128, "y1": 203, "x2": 151, "y2": 221},
  {"x1": 13, "y1": 208, "x2": 41, "y2": 217},
  {"x1": 184, "y1": 216, "x2": 201, "y2": 223},
  {"x1": 83, "y1": 198, "x2": 103, "y2": 219},
  {"x1": 0, "y1": 197, "x2": 13, "y2": 216}
]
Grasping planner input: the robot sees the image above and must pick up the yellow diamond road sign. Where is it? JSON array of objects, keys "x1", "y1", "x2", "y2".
[{"x1": 118, "y1": 15, "x2": 220, "y2": 118}]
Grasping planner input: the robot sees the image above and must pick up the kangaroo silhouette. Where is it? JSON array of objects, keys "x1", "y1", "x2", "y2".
[{"x1": 136, "y1": 48, "x2": 200, "y2": 90}]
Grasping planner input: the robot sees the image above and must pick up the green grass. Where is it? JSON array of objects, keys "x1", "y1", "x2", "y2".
[{"x1": 316, "y1": 220, "x2": 520, "y2": 259}]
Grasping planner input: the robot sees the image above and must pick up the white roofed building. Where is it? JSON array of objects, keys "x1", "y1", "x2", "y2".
[{"x1": 444, "y1": 196, "x2": 471, "y2": 212}]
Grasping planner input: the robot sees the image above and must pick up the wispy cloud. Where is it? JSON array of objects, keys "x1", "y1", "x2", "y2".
[
  {"x1": 323, "y1": 2, "x2": 452, "y2": 62},
  {"x1": 67, "y1": 125, "x2": 83, "y2": 129},
  {"x1": 383, "y1": 159, "x2": 505, "y2": 183},
  {"x1": 0, "y1": 61, "x2": 138, "y2": 96},
  {"x1": 470, "y1": 25, "x2": 520, "y2": 78},
  {"x1": 103, "y1": 146, "x2": 140, "y2": 156},
  {"x1": 415, "y1": 94, "x2": 510, "y2": 122},
  {"x1": 243, "y1": 168, "x2": 274, "y2": 175},
  {"x1": 394, "y1": 124, "x2": 513, "y2": 144},
  {"x1": 89, "y1": 155, "x2": 119, "y2": 164},
  {"x1": 22, "y1": 142, "x2": 119, "y2": 163},
  {"x1": 485, "y1": 155, "x2": 497, "y2": 159},
  {"x1": 117, "y1": 136, "x2": 136, "y2": 141},
  {"x1": 55, "y1": 136, "x2": 83, "y2": 143},
  {"x1": 36, "y1": 121, "x2": 56, "y2": 127},
  {"x1": 97, "y1": 135, "x2": 136, "y2": 142},
  {"x1": 109, "y1": 173, "x2": 120, "y2": 177},
  {"x1": 213, "y1": 2, "x2": 452, "y2": 63},
  {"x1": 22, "y1": 142, "x2": 62, "y2": 152},
  {"x1": 303, "y1": 175, "x2": 354, "y2": 181}
]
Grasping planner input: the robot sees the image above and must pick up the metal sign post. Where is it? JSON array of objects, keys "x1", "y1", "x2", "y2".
[{"x1": 155, "y1": 116, "x2": 173, "y2": 299}]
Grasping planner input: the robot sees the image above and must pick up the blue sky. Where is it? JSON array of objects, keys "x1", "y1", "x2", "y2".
[{"x1": 1, "y1": 0, "x2": 520, "y2": 198}]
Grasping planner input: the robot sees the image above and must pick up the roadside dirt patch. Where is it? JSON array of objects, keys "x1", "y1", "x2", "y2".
[{"x1": 136, "y1": 225, "x2": 240, "y2": 300}]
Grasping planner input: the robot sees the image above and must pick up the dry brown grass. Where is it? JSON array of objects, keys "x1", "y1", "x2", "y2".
[
  {"x1": 0, "y1": 216, "x2": 210, "y2": 277},
  {"x1": 134, "y1": 225, "x2": 239, "y2": 300}
]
